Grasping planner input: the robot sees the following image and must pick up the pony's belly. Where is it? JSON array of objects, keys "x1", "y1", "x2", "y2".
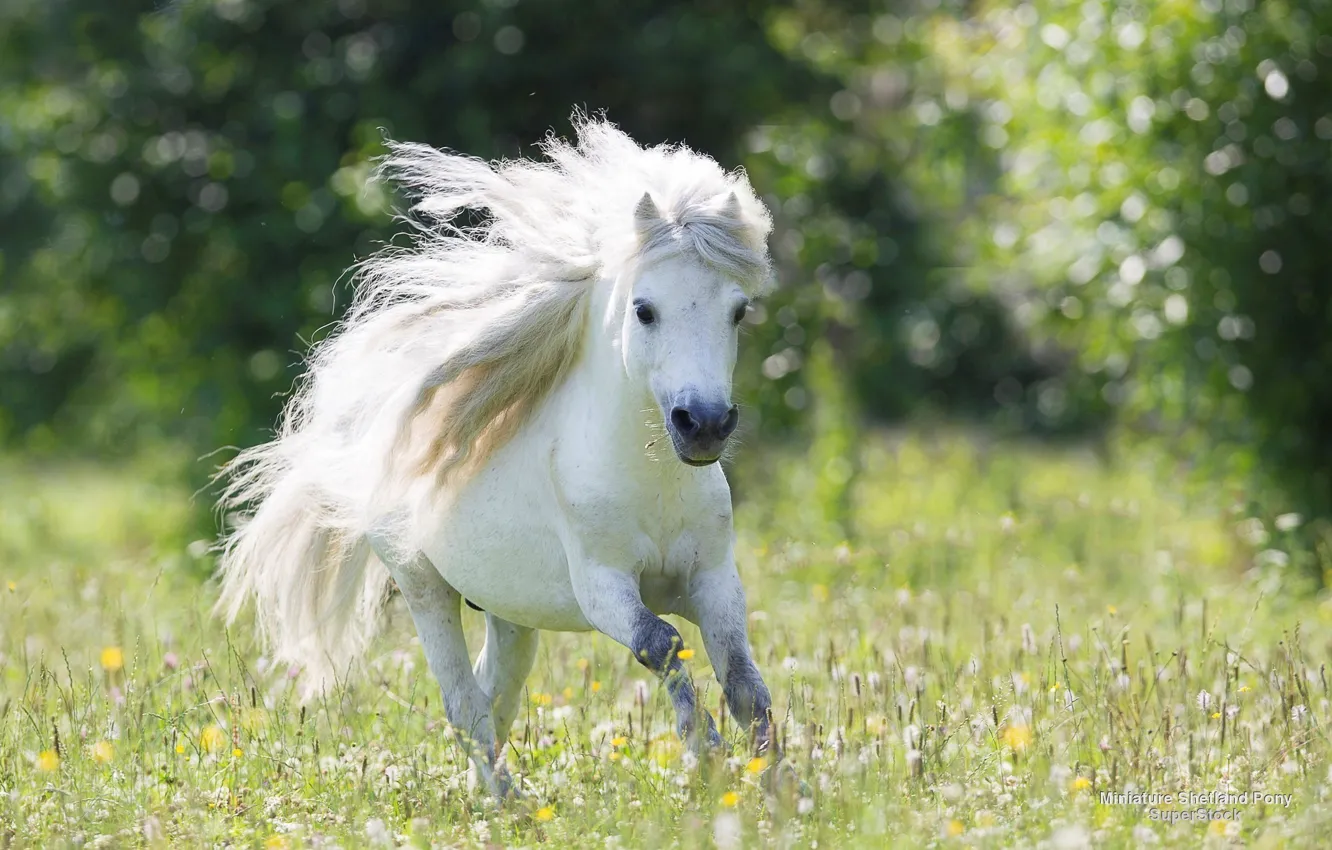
[{"x1": 421, "y1": 526, "x2": 591, "y2": 632}]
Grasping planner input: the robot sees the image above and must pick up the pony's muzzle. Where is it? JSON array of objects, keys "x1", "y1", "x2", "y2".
[{"x1": 667, "y1": 401, "x2": 738, "y2": 465}]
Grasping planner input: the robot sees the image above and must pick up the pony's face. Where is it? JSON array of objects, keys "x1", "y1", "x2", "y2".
[{"x1": 623, "y1": 255, "x2": 749, "y2": 466}]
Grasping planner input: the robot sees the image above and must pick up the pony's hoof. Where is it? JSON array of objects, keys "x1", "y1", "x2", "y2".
[
  {"x1": 762, "y1": 758, "x2": 808, "y2": 798},
  {"x1": 490, "y1": 769, "x2": 523, "y2": 802}
]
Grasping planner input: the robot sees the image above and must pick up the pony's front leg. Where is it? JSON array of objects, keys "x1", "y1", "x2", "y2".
[
  {"x1": 685, "y1": 562, "x2": 777, "y2": 757},
  {"x1": 571, "y1": 562, "x2": 722, "y2": 751},
  {"x1": 374, "y1": 549, "x2": 510, "y2": 797}
]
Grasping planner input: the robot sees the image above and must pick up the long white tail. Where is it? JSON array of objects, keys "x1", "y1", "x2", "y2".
[{"x1": 214, "y1": 435, "x2": 393, "y2": 690}]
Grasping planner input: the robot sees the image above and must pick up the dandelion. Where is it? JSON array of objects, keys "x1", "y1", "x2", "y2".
[
  {"x1": 611, "y1": 736, "x2": 628, "y2": 748},
  {"x1": 591, "y1": 681, "x2": 602, "y2": 693},
  {"x1": 1211, "y1": 712, "x2": 1221, "y2": 720},
  {"x1": 1071, "y1": 776, "x2": 1092, "y2": 792},
  {"x1": 535, "y1": 806, "x2": 555, "y2": 822},
  {"x1": 976, "y1": 811, "x2": 996, "y2": 828},
  {"x1": 906, "y1": 749, "x2": 922, "y2": 773},
  {"x1": 175, "y1": 743, "x2": 186, "y2": 754},
  {"x1": 91, "y1": 740, "x2": 114, "y2": 764},
  {"x1": 945, "y1": 820, "x2": 965, "y2": 837},
  {"x1": 6, "y1": 581, "x2": 14, "y2": 592},
  {"x1": 530, "y1": 692, "x2": 552, "y2": 706},
  {"x1": 745, "y1": 757, "x2": 767, "y2": 774},
  {"x1": 1197, "y1": 690, "x2": 1212, "y2": 711},
  {"x1": 264, "y1": 837, "x2": 290, "y2": 850},
  {"x1": 1107, "y1": 605, "x2": 1117, "y2": 615},
  {"x1": 1002, "y1": 724, "x2": 1032, "y2": 751},
  {"x1": 35, "y1": 750, "x2": 60, "y2": 772},
  {"x1": 1238, "y1": 684, "x2": 1251, "y2": 693},
  {"x1": 714, "y1": 811, "x2": 742, "y2": 850},
  {"x1": 365, "y1": 818, "x2": 392, "y2": 847},
  {"x1": 677, "y1": 648, "x2": 695, "y2": 660},
  {"x1": 232, "y1": 747, "x2": 244, "y2": 758},
  {"x1": 200, "y1": 724, "x2": 226, "y2": 753},
  {"x1": 720, "y1": 791, "x2": 740, "y2": 807},
  {"x1": 101, "y1": 646, "x2": 125, "y2": 672},
  {"x1": 576, "y1": 657, "x2": 589, "y2": 672}
]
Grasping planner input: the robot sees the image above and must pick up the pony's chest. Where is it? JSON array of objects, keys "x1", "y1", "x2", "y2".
[{"x1": 620, "y1": 480, "x2": 733, "y2": 578}]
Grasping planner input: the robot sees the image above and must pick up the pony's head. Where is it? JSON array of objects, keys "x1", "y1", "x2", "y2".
[{"x1": 622, "y1": 189, "x2": 770, "y2": 466}]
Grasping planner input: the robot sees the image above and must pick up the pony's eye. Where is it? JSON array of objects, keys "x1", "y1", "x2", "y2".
[
  {"x1": 635, "y1": 303, "x2": 656, "y2": 325},
  {"x1": 732, "y1": 303, "x2": 749, "y2": 325}
]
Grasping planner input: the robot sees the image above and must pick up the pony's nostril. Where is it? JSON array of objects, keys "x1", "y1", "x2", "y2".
[
  {"x1": 720, "y1": 406, "x2": 739, "y2": 439},
  {"x1": 671, "y1": 407, "x2": 699, "y2": 436}
]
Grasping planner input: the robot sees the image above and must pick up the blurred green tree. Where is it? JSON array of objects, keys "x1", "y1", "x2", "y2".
[{"x1": 0, "y1": 0, "x2": 1051, "y2": 487}]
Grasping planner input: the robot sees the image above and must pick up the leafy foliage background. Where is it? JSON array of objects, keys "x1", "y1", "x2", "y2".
[{"x1": 3, "y1": 0, "x2": 1331, "y2": 565}]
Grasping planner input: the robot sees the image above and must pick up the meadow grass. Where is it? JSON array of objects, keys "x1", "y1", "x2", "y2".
[{"x1": 1, "y1": 433, "x2": 1330, "y2": 847}]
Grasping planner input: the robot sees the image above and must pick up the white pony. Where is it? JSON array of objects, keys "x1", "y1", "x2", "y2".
[{"x1": 216, "y1": 114, "x2": 779, "y2": 796}]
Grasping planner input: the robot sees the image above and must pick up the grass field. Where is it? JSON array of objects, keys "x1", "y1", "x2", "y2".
[{"x1": 2, "y1": 434, "x2": 1330, "y2": 847}]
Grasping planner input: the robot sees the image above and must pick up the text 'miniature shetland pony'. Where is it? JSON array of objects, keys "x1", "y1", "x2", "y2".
[{"x1": 216, "y1": 114, "x2": 781, "y2": 796}]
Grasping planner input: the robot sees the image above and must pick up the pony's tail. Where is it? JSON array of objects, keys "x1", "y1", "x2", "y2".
[{"x1": 215, "y1": 445, "x2": 392, "y2": 694}]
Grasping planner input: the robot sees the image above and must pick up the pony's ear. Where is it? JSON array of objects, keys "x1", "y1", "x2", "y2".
[
  {"x1": 634, "y1": 192, "x2": 661, "y2": 230},
  {"x1": 719, "y1": 191, "x2": 742, "y2": 220}
]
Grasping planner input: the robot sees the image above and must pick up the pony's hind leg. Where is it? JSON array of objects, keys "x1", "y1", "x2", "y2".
[
  {"x1": 369, "y1": 541, "x2": 510, "y2": 797},
  {"x1": 473, "y1": 614, "x2": 539, "y2": 748}
]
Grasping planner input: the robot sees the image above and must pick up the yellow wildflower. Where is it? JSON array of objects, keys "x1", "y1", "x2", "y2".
[
  {"x1": 263, "y1": 838, "x2": 290, "y2": 850},
  {"x1": 976, "y1": 811, "x2": 996, "y2": 828},
  {"x1": 175, "y1": 743, "x2": 185, "y2": 754},
  {"x1": 1107, "y1": 605, "x2": 1118, "y2": 615},
  {"x1": 200, "y1": 724, "x2": 226, "y2": 753},
  {"x1": 745, "y1": 756, "x2": 767, "y2": 774},
  {"x1": 232, "y1": 748, "x2": 243, "y2": 759},
  {"x1": 535, "y1": 806, "x2": 555, "y2": 822},
  {"x1": 577, "y1": 657, "x2": 590, "y2": 672},
  {"x1": 530, "y1": 692, "x2": 552, "y2": 706},
  {"x1": 6, "y1": 581, "x2": 14, "y2": 592},
  {"x1": 1239, "y1": 685, "x2": 1251, "y2": 693},
  {"x1": 811, "y1": 584, "x2": 829, "y2": 602},
  {"x1": 946, "y1": 820, "x2": 965, "y2": 837},
  {"x1": 610, "y1": 736, "x2": 628, "y2": 748},
  {"x1": 562, "y1": 687, "x2": 573, "y2": 701},
  {"x1": 591, "y1": 681, "x2": 602, "y2": 693},
  {"x1": 677, "y1": 648, "x2": 695, "y2": 660},
  {"x1": 1071, "y1": 776, "x2": 1092, "y2": 792},
  {"x1": 100, "y1": 646, "x2": 124, "y2": 672},
  {"x1": 35, "y1": 750, "x2": 60, "y2": 772},
  {"x1": 1002, "y1": 724, "x2": 1032, "y2": 751},
  {"x1": 721, "y1": 791, "x2": 740, "y2": 807},
  {"x1": 91, "y1": 740, "x2": 114, "y2": 764}
]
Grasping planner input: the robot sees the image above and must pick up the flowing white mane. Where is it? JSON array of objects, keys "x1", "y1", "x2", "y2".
[{"x1": 215, "y1": 114, "x2": 773, "y2": 680}]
